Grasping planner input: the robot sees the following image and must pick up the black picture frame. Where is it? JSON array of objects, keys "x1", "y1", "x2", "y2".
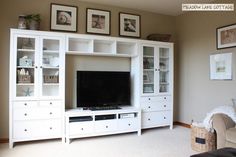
[
  {"x1": 50, "y1": 3, "x2": 78, "y2": 32},
  {"x1": 216, "y1": 23, "x2": 236, "y2": 49},
  {"x1": 86, "y1": 8, "x2": 111, "y2": 35},
  {"x1": 119, "y1": 12, "x2": 141, "y2": 38}
]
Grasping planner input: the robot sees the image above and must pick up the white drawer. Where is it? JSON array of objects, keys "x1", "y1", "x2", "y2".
[
  {"x1": 141, "y1": 102, "x2": 171, "y2": 112},
  {"x1": 95, "y1": 120, "x2": 117, "y2": 133},
  {"x1": 118, "y1": 118, "x2": 139, "y2": 131},
  {"x1": 69, "y1": 122, "x2": 93, "y2": 135},
  {"x1": 141, "y1": 96, "x2": 171, "y2": 103},
  {"x1": 39, "y1": 100, "x2": 61, "y2": 107},
  {"x1": 142, "y1": 111, "x2": 171, "y2": 128},
  {"x1": 13, "y1": 107, "x2": 61, "y2": 120},
  {"x1": 13, "y1": 119, "x2": 61, "y2": 140},
  {"x1": 13, "y1": 101, "x2": 38, "y2": 108}
]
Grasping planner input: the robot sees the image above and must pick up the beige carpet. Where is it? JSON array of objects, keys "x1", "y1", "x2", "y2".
[{"x1": 0, "y1": 126, "x2": 197, "y2": 157}]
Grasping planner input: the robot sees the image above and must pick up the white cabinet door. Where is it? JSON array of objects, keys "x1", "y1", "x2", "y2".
[
  {"x1": 39, "y1": 36, "x2": 65, "y2": 99},
  {"x1": 141, "y1": 44, "x2": 159, "y2": 95},
  {"x1": 13, "y1": 34, "x2": 40, "y2": 100}
]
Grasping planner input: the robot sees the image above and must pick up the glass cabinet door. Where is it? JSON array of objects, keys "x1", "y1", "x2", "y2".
[
  {"x1": 142, "y1": 46, "x2": 155, "y2": 94},
  {"x1": 16, "y1": 36, "x2": 37, "y2": 98},
  {"x1": 41, "y1": 38, "x2": 60, "y2": 97},
  {"x1": 159, "y1": 47, "x2": 170, "y2": 93}
]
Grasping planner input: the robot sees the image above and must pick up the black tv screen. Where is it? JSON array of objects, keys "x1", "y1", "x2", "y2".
[{"x1": 77, "y1": 71, "x2": 131, "y2": 108}]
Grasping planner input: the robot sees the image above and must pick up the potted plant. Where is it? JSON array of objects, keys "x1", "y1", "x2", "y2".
[{"x1": 25, "y1": 14, "x2": 41, "y2": 30}]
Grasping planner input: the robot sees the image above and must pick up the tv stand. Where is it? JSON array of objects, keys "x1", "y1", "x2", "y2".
[{"x1": 65, "y1": 106, "x2": 141, "y2": 144}]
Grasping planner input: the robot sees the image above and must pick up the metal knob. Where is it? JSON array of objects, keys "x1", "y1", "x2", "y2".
[
  {"x1": 50, "y1": 112, "x2": 52, "y2": 115},
  {"x1": 148, "y1": 98, "x2": 151, "y2": 100},
  {"x1": 24, "y1": 103, "x2": 27, "y2": 106},
  {"x1": 81, "y1": 128, "x2": 83, "y2": 131},
  {"x1": 164, "y1": 105, "x2": 166, "y2": 107},
  {"x1": 148, "y1": 118, "x2": 151, "y2": 121},
  {"x1": 24, "y1": 113, "x2": 27, "y2": 116},
  {"x1": 164, "y1": 117, "x2": 166, "y2": 119},
  {"x1": 128, "y1": 124, "x2": 131, "y2": 126},
  {"x1": 24, "y1": 129, "x2": 27, "y2": 132},
  {"x1": 50, "y1": 127, "x2": 52, "y2": 130},
  {"x1": 106, "y1": 126, "x2": 108, "y2": 128},
  {"x1": 50, "y1": 102, "x2": 52, "y2": 105}
]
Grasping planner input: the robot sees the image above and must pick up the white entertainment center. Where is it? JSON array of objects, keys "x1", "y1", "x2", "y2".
[{"x1": 9, "y1": 29, "x2": 173, "y2": 148}]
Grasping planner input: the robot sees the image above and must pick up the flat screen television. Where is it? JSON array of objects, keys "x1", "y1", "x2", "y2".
[{"x1": 77, "y1": 71, "x2": 131, "y2": 108}]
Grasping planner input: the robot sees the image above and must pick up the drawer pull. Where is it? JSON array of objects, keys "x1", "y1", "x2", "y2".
[
  {"x1": 148, "y1": 98, "x2": 151, "y2": 100},
  {"x1": 164, "y1": 117, "x2": 166, "y2": 119},
  {"x1": 49, "y1": 112, "x2": 53, "y2": 115},
  {"x1": 148, "y1": 106, "x2": 151, "y2": 109},
  {"x1": 148, "y1": 118, "x2": 151, "y2": 121},
  {"x1": 50, "y1": 127, "x2": 53, "y2": 130},
  {"x1": 24, "y1": 113, "x2": 27, "y2": 116},
  {"x1": 164, "y1": 97, "x2": 166, "y2": 99},
  {"x1": 164, "y1": 105, "x2": 166, "y2": 107},
  {"x1": 24, "y1": 103, "x2": 27, "y2": 106},
  {"x1": 106, "y1": 126, "x2": 108, "y2": 128},
  {"x1": 50, "y1": 102, "x2": 53, "y2": 105},
  {"x1": 128, "y1": 124, "x2": 131, "y2": 126},
  {"x1": 24, "y1": 129, "x2": 27, "y2": 132},
  {"x1": 81, "y1": 128, "x2": 84, "y2": 131}
]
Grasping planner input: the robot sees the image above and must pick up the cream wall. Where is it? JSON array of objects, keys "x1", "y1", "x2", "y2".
[
  {"x1": 175, "y1": 0, "x2": 236, "y2": 124},
  {"x1": 0, "y1": 0, "x2": 175, "y2": 138}
]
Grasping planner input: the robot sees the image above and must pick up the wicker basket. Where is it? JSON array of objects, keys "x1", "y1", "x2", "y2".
[
  {"x1": 191, "y1": 125, "x2": 216, "y2": 152},
  {"x1": 18, "y1": 75, "x2": 31, "y2": 83},
  {"x1": 44, "y1": 75, "x2": 58, "y2": 83}
]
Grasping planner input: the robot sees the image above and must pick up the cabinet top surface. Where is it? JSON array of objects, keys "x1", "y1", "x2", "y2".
[{"x1": 11, "y1": 28, "x2": 174, "y2": 46}]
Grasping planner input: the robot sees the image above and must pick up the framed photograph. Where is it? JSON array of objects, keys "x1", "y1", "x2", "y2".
[
  {"x1": 119, "y1": 13, "x2": 140, "y2": 38},
  {"x1": 210, "y1": 53, "x2": 232, "y2": 80},
  {"x1": 50, "y1": 3, "x2": 78, "y2": 32},
  {"x1": 143, "y1": 71, "x2": 150, "y2": 83},
  {"x1": 86, "y1": 8, "x2": 110, "y2": 35},
  {"x1": 217, "y1": 24, "x2": 236, "y2": 49}
]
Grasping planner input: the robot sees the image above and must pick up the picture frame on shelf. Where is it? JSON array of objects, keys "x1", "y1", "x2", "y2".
[
  {"x1": 119, "y1": 12, "x2": 140, "y2": 38},
  {"x1": 216, "y1": 23, "x2": 236, "y2": 49},
  {"x1": 143, "y1": 71, "x2": 150, "y2": 83},
  {"x1": 210, "y1": 53, "x2": 232, "y2": 80},
  {"x1": 50, "y1": 3, "x2": 78, "y2": 32},
  {"x1": 86, "y1": 8, "x2": 110, "y2": 35}
]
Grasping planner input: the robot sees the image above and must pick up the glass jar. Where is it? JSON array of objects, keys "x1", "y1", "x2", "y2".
[{"x1": 18, "y1": 15, "x2": 27, "y2": 29}]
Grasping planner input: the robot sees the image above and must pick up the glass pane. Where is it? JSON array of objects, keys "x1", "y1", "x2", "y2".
[
  {"x1": 143, "y1": 46, "x2": 155, "y2": 94},
  {"x1": 42, "y1": 39, "x2": 60, "y2": 97},
  {"x1": 16, "y1": 37, "x2": 36, "y2": 97},
  {"x1": 159, "y1": 48, "x2": 170, "y2": 93}
]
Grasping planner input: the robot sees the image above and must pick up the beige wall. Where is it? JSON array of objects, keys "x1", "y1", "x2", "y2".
[
  {"x1": 0, "y1": 0, "x2": 175, "y2": 138},
  {"x1": 175, "y1": 0, "x2": 236, "y2": 123}
]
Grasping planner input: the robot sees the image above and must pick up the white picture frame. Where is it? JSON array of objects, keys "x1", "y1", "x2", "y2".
[
  {"x1": 210, "y1": 53, "x2": 232, "y2": 80},
  {"x1": 50, "y1": 3, "x2": 78, "y2": 32},
  {"x1": 119, "y1": 13, "x2": 140, "y2": 38}
]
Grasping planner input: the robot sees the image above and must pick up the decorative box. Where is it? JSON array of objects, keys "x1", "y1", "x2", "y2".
[
  {"x1": 19, "y1": 58, "x2": 32, "y2": 66},
  {"x1": 44, "y1": 75, "x2": 59, "y2": 83},
  {"x1": 191, "y1": 125, "x2": 216, "y2": 152},
  {"x1": 18, "y1": 75, "x2": 31, "y2": 83}
]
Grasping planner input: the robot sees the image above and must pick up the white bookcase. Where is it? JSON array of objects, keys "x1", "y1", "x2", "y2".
[
  {"x1": 9, "y1": 29, "x2": 65, "y2": 148},
  {"x1": 139, "y1": 42, "x2": 174, "y2": 129},
  {"x1": 9, "y1": 29, "x2": 174, "y2": 147}
]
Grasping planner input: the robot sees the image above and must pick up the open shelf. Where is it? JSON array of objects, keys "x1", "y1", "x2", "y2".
[
  {"x1": 117, "y1": 41, "x2": 137, "y2": 56},
  {"x1": 68, "y1": 37, "x2": 93, "y2": 53},
  {"x1": 94, "y1": 40, "x2": 116, "y2": 54}
]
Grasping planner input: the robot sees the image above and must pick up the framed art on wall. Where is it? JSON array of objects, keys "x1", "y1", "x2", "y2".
[
  {"x1": 50, "y1": 3, "x2": 78, "y2": 32},
  {"x1": 86, "y1": 8, "x2": 110, "y2": 35},
  {"x1": 217, "y1": 24, "x2": 236, "y2": 49},
  {"x1": 210, "y1": 53, "x2": 232, "y2": 80},
  {"x1": 119, "y1": 13, "x2": 140, "y2": 38}
]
